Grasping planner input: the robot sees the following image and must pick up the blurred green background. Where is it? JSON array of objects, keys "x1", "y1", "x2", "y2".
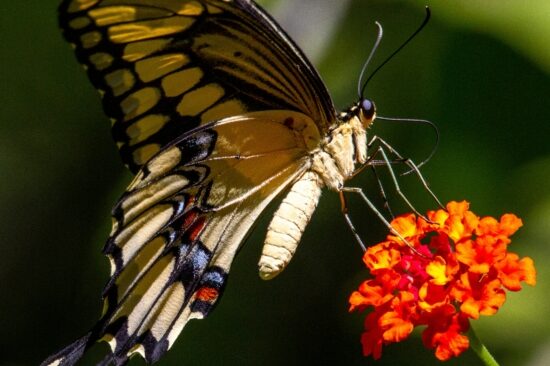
[{"x1": 1, "y1": 0, "x2": 548, "y2": 365}]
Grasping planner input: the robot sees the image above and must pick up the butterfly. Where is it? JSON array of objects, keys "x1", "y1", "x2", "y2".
[{"x1": 43, "y1": 0, "x2": 423, "y2": 365}]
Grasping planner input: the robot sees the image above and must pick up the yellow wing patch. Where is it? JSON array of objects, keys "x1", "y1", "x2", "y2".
[
  {"x1": 135, "y1": 54, "x2": 190, "y2": 82},
  {"x1": 105, "y1": 69, "x2": 135, "y2": 96},
  {"x1": 162, "y1": 67, "x2": 203, "y2": 97},
  {"x1": 176, "y1": 83, "x2": 225, "y2": 117},
  {"x1": 80, "y1": 31, "x2": 102, "y2": 48},
  {"x1": 88, "y1": 6, "x2": 172, "y2": 26},
  {"x1": 101, "y1": 0, "x2": 205, "y2": 15},
  {"x1": 121, "y1": 87, "x2": 161, "y2": 121},
  {"x1": 123, "y1": 39, "x2": 173, "y2": 62},
  {"x1": 68, "y1": 16, "x2": 91, "y2": 29},
  {"x1": 177, "y1": 1, "x2": 205, "y2": 16},
  {"x1": 126, "y1": 114, "x2": 170, "y2": 146},
  {"x1": 89, "y1": 52, "x2": 114, "y2": 70},
  {"x1": 200, "y1": 99, "x2": 246, "y2": 123},
  {"x1": 108, "y1": 17, "x2": 195, "y2": 43}
]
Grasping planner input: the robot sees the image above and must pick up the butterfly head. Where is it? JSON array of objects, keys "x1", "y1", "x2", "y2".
[{"x1": 359, "y1": 98, "x2": 376, "y2": 128}]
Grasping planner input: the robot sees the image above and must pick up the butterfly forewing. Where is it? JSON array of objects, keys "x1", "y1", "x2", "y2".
[{"x1": 59, "y1": 0, "x2": 335, "y2": 173}]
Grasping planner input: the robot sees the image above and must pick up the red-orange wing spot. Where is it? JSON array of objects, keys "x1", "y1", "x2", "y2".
[{"x1": 196, "y1": 287, "x2": 219, "y2": 302}]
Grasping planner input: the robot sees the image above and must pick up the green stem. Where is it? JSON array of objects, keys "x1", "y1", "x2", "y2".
[{"x1": 468, "y1": 327, "x2": 499, "y2": 366}]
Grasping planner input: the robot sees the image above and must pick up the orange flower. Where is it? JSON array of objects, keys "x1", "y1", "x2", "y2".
[{"x1": 349, "y1": 201, "x2": 536, "y2": 361}]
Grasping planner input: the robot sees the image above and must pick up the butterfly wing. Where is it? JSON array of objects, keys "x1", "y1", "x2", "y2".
[
  {"x1": 48, "y1": 0, "x2": 337, "y2": 364},
  {"x1": 58, "y1": 0, "x2": 335, "y2": 173}
]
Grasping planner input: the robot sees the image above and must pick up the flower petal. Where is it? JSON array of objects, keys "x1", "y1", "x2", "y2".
[{"x1": 495, "y1": 253, "x2": 537, "y2": 291}]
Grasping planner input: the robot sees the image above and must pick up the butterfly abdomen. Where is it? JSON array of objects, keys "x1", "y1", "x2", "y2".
[{"x1": 259, "y1": 171, "x2": 323, "y2": 280}]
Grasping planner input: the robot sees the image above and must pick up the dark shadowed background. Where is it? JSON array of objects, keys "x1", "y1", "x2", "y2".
[{"x1": 1, "y1": 0, "x2": 549, "y2": 365}]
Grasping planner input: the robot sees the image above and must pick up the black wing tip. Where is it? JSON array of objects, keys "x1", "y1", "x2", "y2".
[{"x1": 41, "y1": 332, "x2": 93, "y2": 366}]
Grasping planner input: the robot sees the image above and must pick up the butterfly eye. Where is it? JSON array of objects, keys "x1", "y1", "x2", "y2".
[{"x1": 360, "y1": 98, "x2": 376, "y2": 123}]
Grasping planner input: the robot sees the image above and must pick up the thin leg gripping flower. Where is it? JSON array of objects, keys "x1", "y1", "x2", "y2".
[{"x1": 349, "y1": 201, "x2": 536, "y2": 361}]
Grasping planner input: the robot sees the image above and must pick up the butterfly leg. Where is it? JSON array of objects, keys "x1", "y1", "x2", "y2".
[
  {"x1": 339, "y1": 186, "x2": 423, "y2": 256},
  {"x1": 366, "y1": 135, "x2": 444, "y2": 210},
  {"x1": 339, "y1": 163, "x2": 398, "y2": 252},
  {"x1": 370, "y1": 164, "x2": 395, "y2": 219},
  {"x1": 348, "y1": 136, "x2": 443, "y2": 224},
  {"x1": 366, "y1": 145, "x2": 428, "y2": 220},
  {"x1": 339, "y1": 190, "x2": 366, "y2": 252}
]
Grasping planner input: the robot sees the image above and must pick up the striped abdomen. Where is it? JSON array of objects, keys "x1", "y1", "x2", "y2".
[{"x1": 258, "y1": 171, "x2": 323, "y2": 280}]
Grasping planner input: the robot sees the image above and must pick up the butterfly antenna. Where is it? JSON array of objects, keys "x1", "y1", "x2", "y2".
[
  {"x1": 360, "y1": 6, "x2": 431, "y2": 98},
  {"x1": 357, "y1": 22, "x2": 384, "y2": 99},
  {"x1": 376, "y1": 115, "x2": 440, "y2": 173}
]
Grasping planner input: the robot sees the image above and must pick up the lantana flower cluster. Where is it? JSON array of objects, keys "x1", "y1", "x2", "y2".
[{"x1": 349, "y1": 201, "x2": 536, "y2": 361}]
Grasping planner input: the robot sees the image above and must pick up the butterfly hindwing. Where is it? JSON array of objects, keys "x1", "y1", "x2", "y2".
[
  {"x1": 44, "y1": 110, "x2": 320, "y2": 365},
  {"x1": 59, "y1": 0, "x2": 335, "y2": 172}
]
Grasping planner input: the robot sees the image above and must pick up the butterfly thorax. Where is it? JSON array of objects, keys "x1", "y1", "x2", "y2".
[{"x1": 311, "y1": 103, "x2": 375, "y2": 191}]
